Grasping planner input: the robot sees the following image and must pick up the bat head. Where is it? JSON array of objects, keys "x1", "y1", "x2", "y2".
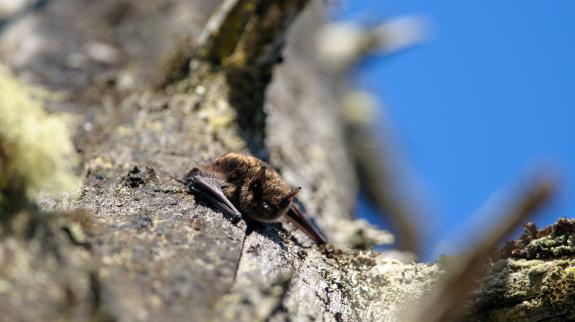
[{"x1": 239, "y1": 165, "x2": 301, "y2": 222}]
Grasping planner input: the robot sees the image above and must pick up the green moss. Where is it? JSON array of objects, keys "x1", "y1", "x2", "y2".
[
  {"x1": 499, "y1": 219, "x2": 575, "y2": 260},
  {"x1": 0, "y1": 66, "x2": 80, "y2": 212}
]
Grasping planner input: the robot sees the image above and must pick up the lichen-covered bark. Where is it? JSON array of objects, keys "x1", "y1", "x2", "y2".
[
  {"x1": 467, "y1": 258, "x2": 575, "y2": 321},
  {"x1": 1, "y1": 1, "x2": 575, "y2": 322}
]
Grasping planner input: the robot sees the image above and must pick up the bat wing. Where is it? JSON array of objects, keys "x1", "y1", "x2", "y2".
[
  {"x1": 285, "y1": 205, "x2": 327, "y2": 245},
  {"x1": 184, "y1": 174, "x2": 243, "y2": 221}
]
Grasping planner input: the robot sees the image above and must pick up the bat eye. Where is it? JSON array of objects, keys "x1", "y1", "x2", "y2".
[{"x1": 262, "y1": 201, "x2": 271, "y2": 212}]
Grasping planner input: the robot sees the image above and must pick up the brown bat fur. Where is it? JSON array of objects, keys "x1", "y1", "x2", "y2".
[{"x1": 202, "y1": 153, "x2": 301, "y2": 222}]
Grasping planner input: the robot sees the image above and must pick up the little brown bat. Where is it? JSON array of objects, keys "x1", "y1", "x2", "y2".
[{"x1": 179, "y1": 152, "x2": 327, "y2": 244}]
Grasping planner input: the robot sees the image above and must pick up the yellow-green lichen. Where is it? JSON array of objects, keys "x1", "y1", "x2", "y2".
[{"x1": 0, "y1": 66, "x2": 80, "y2": 210}]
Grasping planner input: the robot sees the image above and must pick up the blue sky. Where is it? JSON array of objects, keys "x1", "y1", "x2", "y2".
[{"x1": 333, "y1": 1, "x2": 575, "y2": 259}]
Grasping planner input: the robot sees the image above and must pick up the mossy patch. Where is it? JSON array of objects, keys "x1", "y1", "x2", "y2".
[
  {"x1": 0, "y1": 66, "x2": 80, "y2": 211},
  {"x1": 498, "y1": 218, "x2": 575, "y2": 260}
]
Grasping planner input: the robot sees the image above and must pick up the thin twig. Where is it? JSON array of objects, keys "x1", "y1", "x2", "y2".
[{"x1": 409, "y1": 169, "x2": 557, "y2": 322}]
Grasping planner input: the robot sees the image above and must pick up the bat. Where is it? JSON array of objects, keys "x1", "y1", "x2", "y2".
[{"x1": 178, "y1": 153, "x2": 327, "y2": 244}]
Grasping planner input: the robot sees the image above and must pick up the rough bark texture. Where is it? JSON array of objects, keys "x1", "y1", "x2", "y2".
[{"x1": 1, "y1": 1, "x2": 574, "y2": 321}]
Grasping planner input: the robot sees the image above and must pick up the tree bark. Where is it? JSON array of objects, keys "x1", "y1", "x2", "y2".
[{"x1": 0, "y1": 1, "x2": 574, "y2": 321}]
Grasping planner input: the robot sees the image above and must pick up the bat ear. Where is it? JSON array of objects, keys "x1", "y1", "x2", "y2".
[
  {"x1": 285, "y1": 187, "x2": 301, "y2": 200},
  {"x1": 257, "y1": 166, "x2": 266, "y2": 185}
]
